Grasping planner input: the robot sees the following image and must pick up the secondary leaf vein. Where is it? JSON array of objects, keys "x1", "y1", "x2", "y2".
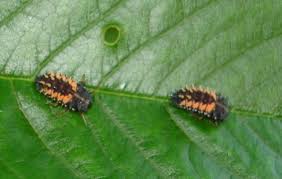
[{"x1": 0, "y1": 0, "x2": 33, "y2": 29}]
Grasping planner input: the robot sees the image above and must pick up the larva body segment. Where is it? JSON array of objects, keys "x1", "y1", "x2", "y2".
[{"x1": 171, "y1": 86, "x2": 229, "y2": 122}]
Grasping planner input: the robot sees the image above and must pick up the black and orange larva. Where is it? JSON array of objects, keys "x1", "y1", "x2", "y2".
[
  {"x1": 35, "y1": 72, "x2": 92, "y2": 113},
  {"x1": 171, "y1": 86, "x2": 229, "y2": 122}
]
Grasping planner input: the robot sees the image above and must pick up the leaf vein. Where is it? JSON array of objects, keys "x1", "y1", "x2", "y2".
[
  {"x1": 31, "y1": 0, "x2": 126, "y2": 78},
  {"x1": 86, "y1": 119, "x2": 121, "y2": 174},
  {"x1": 196, "y1": 33, "x2": 282, "y2": 84},
  {"x1": 0, "y1": 0, "x2": 33, "y2": 29},
  {"x1": 10, "y1": 81, "x2": 82, "y2": 179},
  {"x1": 0, "y1": 76, "x2": 281, "y2": 121},
  {"x1": 0, "y1": 159, "x2": 24, "y2": 179},
  {"x1": 165, "y1": 106, "x2": 256, "y2": 178},
  {"x1": 97, "y1": 0, "x2": 218, "y2": 85},
  {"x1": 97, "y1": 98, "x2": 177, "y2": 178},
  {"x1": 245, "y1": 123, "x2": 282, "y2": 157},
  {"x1": 153, "y1": 12, "x2": 240, "y2": 94}
]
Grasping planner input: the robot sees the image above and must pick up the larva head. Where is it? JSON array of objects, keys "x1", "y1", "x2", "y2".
[
  {"x1": 212, "y1": 94, "x2": 229, "y2": 121},
  {"x1": 69, "y1": 83, "x2": 93, "y2": 112}
]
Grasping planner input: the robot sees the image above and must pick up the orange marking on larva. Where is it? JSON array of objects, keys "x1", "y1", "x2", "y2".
[
  {"x1": 180, "y1": 100, "x2": 186, "y2": 106},
  {"x1": 62, "y1": 75, "x2": 67, "y2": 82},
  {"x1": 71, "y1": 82, "x2": 77, "y2": 91},
  {"x1": 192, "y1": 102, "x2": 200, "y2": 109},
  {"x1": 42, "y1": 89, "x2": 49, "y2": 94},
  {"x1": 56, "y1": 73, "x2": 61, "y2": 80},
  {"x1": 210, "y1": 91, "x2": 217, "y2": 100},
  {"x1": 188, "y1": 89, "x2": 194, "y2": 94},
  {"x1": 40, "y1": 81, "x2": 51, "y2": 88},
  {"x1": 62, "y1": 95, "x2": 72, "y2": 104},
  {"x1": 49, "y1": 89, "x2": 53, "y2": 94},
  {"x1": 51, "y1": 92, "x2": 58, "y2": 98},
  {"x1": 178, "y1": 94, "x2": 184, "y2": 98},
  {"x1": 62, "y1": 96, "x2": 68, "y2": 104},
  {"x1": 39, "y1": 81, "x2": 45, "y2": 85},
  {"x1": 186, "y1": 101, "x2": 193, "y2": 107},
  {"x1": 199, "y1": 103, "x2": 207, "y2": 111},
  {"x1": 43, "y1": 88, "x2": 48, "y2": 93},
  {"x1": 46, "y1": 89, "x2": 54, "y2": 96},
  {"x1": 57, "y1": 94, "x2": 64, "y2": 101},
  {"x1": 67, "y1": 79, "x2": 77, "y2": 91},
  {"x1": 40, "y1": 89, "x2": 44, "y2": 93},
  {"x1": 205, "y1": 103, "x2": 215, "y2": 113}
]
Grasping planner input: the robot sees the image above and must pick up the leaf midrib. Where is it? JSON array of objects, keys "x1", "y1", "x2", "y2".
[
  {"x1": 1, "y1": 0, "x2": 280, "y2": 119},
  {"x1": 1, "y1": 74, "x2": 281, "y2": 178},
  {"x1": 0, "y1": 76, "x2": 281, "y2": 121}
]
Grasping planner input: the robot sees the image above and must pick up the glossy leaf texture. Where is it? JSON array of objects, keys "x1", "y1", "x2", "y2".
[{"x1": 0, "y1": 0, "x2": 282, "y2": 178}]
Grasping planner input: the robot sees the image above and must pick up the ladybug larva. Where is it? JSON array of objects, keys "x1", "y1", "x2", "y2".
[
  {"x1": 35, "y1": 72, "x2": 92, "y2": 113},
  {"x1": 171, "y1": 86, "x2": 229, "y2": 123}
]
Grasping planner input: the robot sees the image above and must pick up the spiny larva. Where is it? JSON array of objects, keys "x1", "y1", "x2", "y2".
[
  {"x1": 35, "y1": 72, "x2": 92, "y2": 112},
  {"x1": 171, "y1": 85, "x2": 229, "y2": 123}
]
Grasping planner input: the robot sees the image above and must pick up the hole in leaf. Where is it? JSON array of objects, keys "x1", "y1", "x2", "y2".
[{"x1": 103, "y1": 24, "x2": 121, "y2": 46}]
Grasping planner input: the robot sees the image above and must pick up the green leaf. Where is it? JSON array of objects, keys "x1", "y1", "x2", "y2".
[{"x1": 0, "y1": 0, "x2": 281, "y2": 178}]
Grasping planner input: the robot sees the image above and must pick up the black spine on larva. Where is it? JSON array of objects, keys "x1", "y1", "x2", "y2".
[
  {"x1": 35, "y1": 74, "x2": 74, "y2": 95},
  {"x1": 212, "y1": 94, "x2": 229, "y2": 121},
  {"x1": 190, "y1": 90, "x2": 215, "y2": 104},
  {"x1": 35, "y1": 75, "x2": 44, "y2": 91},
  {"x1": 170, "y1": 88, "x2": 215, "y2": 107},
  {"x1": 170, "y1": 91, "x2": 182, "y2": 107}
]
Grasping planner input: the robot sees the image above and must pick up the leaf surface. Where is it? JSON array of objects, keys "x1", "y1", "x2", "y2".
[{"x1": 0, "y1": 0, "x2": 281, "y2": 178}]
